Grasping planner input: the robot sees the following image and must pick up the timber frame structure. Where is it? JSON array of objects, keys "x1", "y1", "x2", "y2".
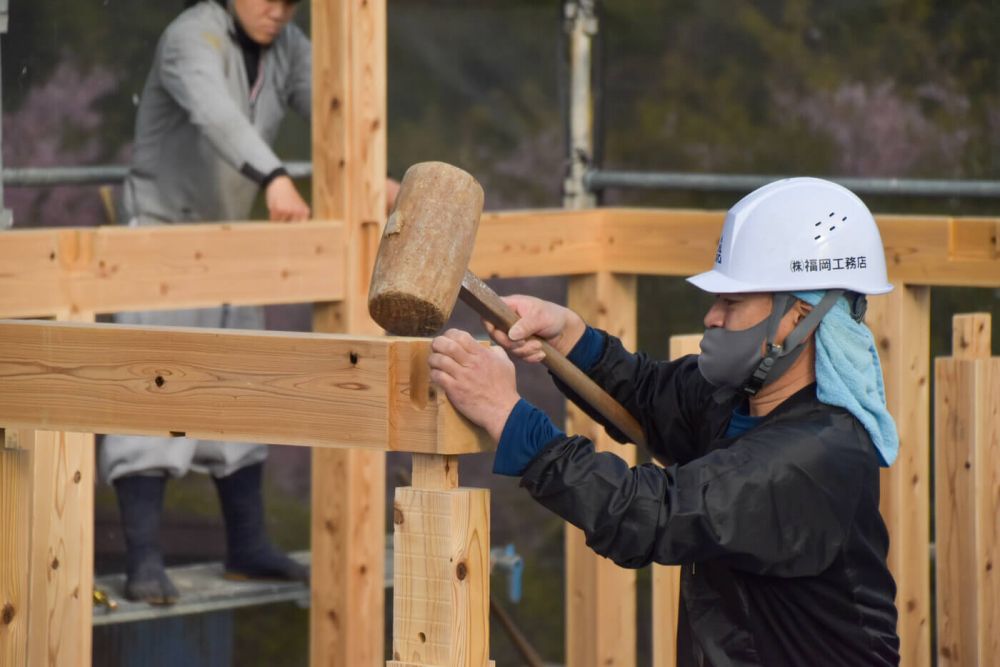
[{"x1": 1, "y1": 1, "x2": 999, "y2": 666}]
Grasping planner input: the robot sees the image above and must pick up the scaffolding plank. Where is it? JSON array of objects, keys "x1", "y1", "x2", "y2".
[{"x1": 92, "y1": 550, "x2": 393, "y2": 626}]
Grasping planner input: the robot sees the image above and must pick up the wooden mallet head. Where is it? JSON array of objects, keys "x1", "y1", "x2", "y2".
[
  {"x1": 368, "y1": 162, "x2": 484, "y2": 336},
  {"x1": 368, "y1": 162, "x2": 647, "y2": 446}
]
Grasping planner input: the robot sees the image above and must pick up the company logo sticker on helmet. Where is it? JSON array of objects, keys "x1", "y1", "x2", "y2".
[
  {"x1": 790, "y1": 256, "x2": 867, "y2": 273},
  {"x1": 715, "y1": 234, "x2": 724, "y2": 264}
]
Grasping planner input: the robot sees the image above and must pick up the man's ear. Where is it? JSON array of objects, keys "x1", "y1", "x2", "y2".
[{"x1": 793, "y1": 300, "x2": 813, "y2": 324}]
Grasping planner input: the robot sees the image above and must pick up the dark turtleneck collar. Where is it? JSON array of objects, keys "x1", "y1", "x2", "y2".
[{"x1": 217, "y1": 0, "x2": 266, "y2": 87}]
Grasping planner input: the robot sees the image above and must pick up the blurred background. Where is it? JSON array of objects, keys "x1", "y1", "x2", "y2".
[{"x1": 4, "y1": 0, "x2": 999, "y2": 663}]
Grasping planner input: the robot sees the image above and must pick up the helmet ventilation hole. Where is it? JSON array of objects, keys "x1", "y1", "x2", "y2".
[{"x1": 817, "y1": 213, "x2": 846, "y2": 238}]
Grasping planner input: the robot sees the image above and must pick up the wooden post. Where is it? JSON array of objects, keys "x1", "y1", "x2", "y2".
[
  {"x1": 1, "y1": 428, "x2": 94, "y2": 667},
  {"x1": 387, "y1": 454, "x2": 493, "y2": 667},
  {"x1": 1, "y1": 428, "x2": 30, "y2": 666},
  {"x1": 564, "y1": 272, "x2": 637, "y2": 667},
  {"x1": 650, "y1": 334, "x2": 701, "y2": 667},
  {"x1": 0, "y1": 309, "x2": 97, "y2": 667},
  {"x1": 866, "y1": 286, "x2": 932, "y2": 667},
  {"x1": 310, "y1": 0, "x2": 388, "y2": 663},
  {"x1": 935, "y1": 313, "x2": 999, "y2": 666}
]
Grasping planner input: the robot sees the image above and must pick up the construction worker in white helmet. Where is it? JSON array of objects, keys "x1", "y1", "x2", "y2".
[{"x1": 429, "y1": 177, "x2": 900, "y2": 666}]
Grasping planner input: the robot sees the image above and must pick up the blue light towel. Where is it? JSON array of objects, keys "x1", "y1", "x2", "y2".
[{"x1": 794, "y1": 291, "x2": 899, "y2": 466}]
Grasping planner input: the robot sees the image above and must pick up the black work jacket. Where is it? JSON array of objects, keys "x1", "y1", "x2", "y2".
[{"x1": 522, "y1": 334, "x2": 900, "y2": 666}]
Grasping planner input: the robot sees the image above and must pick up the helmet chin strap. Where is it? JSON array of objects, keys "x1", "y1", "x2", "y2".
[{"x1": 741, "y1": 290, "x2": 844, "y2": 397}]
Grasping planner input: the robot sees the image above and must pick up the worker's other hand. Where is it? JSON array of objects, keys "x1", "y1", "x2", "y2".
[
  {"x1": 484, "y1": 295, "x2": 586, "y2": 363},
  {"x1": 429, "y1": 329, "x2": 519, "y2": 443},
  {"x1": 266, "y1": 175, "x2": 311, "y2": 222},
  {"x1": 385, "y1": 177, "x2": 401, "y2": 217}
]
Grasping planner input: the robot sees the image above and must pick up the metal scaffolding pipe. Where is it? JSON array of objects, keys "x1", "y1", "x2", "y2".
[
  {"x1": 3, "y1": 161, "x2": 313, "y2": 188},
  {"x1": 562, "y1": 0, "x2": 597, "y2": 210},
  {"x1": 586, "y1": 169, "x2": 1000, "y2": 199}
]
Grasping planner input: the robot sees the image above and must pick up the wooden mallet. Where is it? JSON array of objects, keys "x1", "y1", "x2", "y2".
[{"x1": 368, "y1": 161, "x2": 645, "y2": 447}]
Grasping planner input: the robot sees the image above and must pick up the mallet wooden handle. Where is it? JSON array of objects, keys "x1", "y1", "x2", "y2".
[{"x1": 459, "y1": 271, "x2": 647, "y2": 447}]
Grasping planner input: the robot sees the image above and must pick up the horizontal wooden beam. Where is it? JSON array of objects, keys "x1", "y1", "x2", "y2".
[
  {"x1": 0, "y1": 221, "x2": 347, "y2": 318},
  {"x1": 0, "y1": 320, "x2": 490, "y2": 455},
  {"x1": 880, "y1": 215, "x2": 1000, "y2": 288},
  {"x1": 600, "y1": 208, "x2": 722, "y2": 278},
  {"x1": 1, "y1": 209, "x2": 994, "y2": 323},
  {"x1": 472, "y1": 209, "x2": 605, "y2": 278},
  {"x1": 595, "y1": 208, "x2": 1000, "y2": 286}
]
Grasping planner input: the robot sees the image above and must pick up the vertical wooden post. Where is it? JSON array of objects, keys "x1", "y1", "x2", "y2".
[
  {"x1": 310, "y1": 0, "x2": 388, "y2": 664},
  {"x1": 1, "y1": 428, "x2": 95, "y2": 667},
  {"x1": 935, "y1": 313, "x2": 999, "y2": 666},
  {"x1": 866, "y1": 286, "x2": 932, "y2": 667},
  {"x1": 1, "y1": 428, "x2": 30, "y2": 666},
  {"x1": 388, "y1": 454, "x2": 493, "y2": 667},
  {"x1": 0, "y1": 310, "x2": 97, "y2": 666},
  {"x1": 650, "y1": 334, "x2": 701, "y2": 667},
  {"x1": 564, "y1": 272, "x2": 637, "y2": 667}
]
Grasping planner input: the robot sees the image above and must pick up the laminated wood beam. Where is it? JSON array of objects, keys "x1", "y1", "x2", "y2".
[
  {"x1": 0, "y1": 221, "x2": 346, "y2": 319},
  {"x1": 0, "y1": 319, "x2": 490, "y2": 455}
]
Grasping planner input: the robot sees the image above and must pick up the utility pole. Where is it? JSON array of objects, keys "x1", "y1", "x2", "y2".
[{"x1": 563, "y1": 0, "x2": 597, "y2": 210}]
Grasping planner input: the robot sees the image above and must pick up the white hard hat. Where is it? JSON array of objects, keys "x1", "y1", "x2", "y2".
[{"x1": 687, "y1": 177, "x2": 893, "y2": 295}]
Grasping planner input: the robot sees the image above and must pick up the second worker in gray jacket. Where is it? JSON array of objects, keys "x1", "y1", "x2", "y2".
[{"x1": 103, "y1": 0, "x2": 313, "y2": 604}]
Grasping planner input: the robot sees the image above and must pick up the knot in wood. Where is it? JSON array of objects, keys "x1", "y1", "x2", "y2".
[
  {"x1": 455, "y1": 562, "x2": 468, "y2": 581},
  {"x1": 393, "y1": 507, "x2": 404, "y2": 525},
  {"x1": 154, "y1": 375, "x2": 165, "y2": 388},
  {"x1": 2, "y1": 603, "x2": 14, "y2": 625}
]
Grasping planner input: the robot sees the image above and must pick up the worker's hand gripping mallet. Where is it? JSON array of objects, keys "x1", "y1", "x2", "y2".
[{"x1": 367, "y1": 161, "x2": 646, "y2": 447}]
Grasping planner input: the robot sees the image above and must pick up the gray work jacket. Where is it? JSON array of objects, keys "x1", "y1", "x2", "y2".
[{"x1": 124, "y1": 1, "x2": 311, "y2": 223}]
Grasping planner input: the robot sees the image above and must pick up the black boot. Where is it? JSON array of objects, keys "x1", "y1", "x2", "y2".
[
  {"x1": 113, "y1": 474, "x2": 179, "y2": 605},
  {"x1": 213, "y1": 462, "x2": 309, "y2": 583}
]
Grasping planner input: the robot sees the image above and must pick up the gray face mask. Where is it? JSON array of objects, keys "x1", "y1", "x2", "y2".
[
  {"x1": 697, "y1": 295, "x2": 807, "y2": 397},
  {"x1": 697, "y1": 315, "x2": 770, "y2": 392}
]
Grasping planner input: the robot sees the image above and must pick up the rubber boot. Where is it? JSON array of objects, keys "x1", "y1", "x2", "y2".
[
  {"x1": 113, "y1": 474, "x2": 179, "y2": 605},
  {"x1": 212, "y1": 462, "x2": 309, "y2": 583}
]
